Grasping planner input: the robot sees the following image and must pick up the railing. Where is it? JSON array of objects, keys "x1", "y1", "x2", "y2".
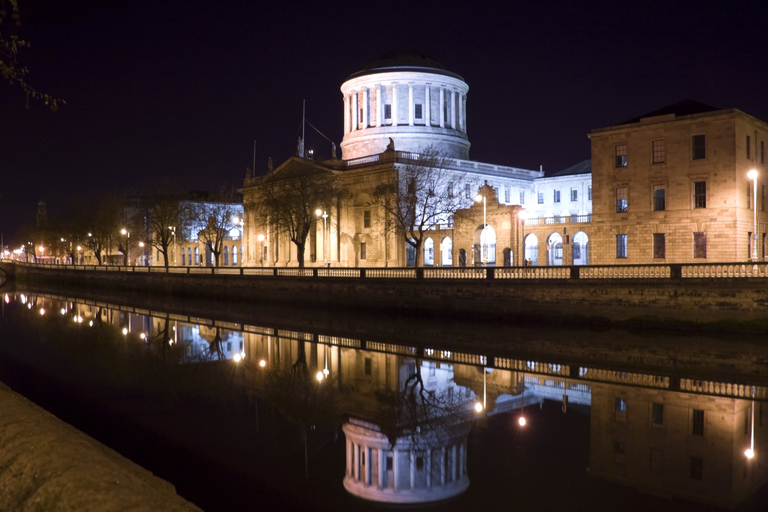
[{"x1": 7, "y1": 260, "x2": 768, "y2": 281}]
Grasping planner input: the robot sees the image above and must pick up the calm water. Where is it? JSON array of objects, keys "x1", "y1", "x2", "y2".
[{"x1": 1, "y1": 286, "x2": 768, "y2": 512}]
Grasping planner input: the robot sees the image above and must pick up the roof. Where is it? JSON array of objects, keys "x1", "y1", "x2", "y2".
[
  {"x1": 346, "y1": 51, "x2": 464, "y2": 81},
  {"x1": 551, "y1": 160, "x2": 591, "y2": 177},
  {"x1": 619, "y1": 100, "x2": 720, "y2": 125}
]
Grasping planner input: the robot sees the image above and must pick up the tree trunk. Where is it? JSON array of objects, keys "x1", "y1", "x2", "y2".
[
  {"x1": 413, "y1": 238, "x2": 423, "y2": 267},
  {"x1": 295, "y1": 240, "x2": 306, "y2": 268}
]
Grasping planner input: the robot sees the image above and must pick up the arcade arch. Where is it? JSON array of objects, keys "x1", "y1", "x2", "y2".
[
  {"x1": 547, "y1": 233, "x2": 563, "y2": 266},
  {"x1": 523, "y1": 234, "x2": 538, "y2": 266},
  {"x1": 572, "y1": 231, "x2": 589, "y2": 265}
]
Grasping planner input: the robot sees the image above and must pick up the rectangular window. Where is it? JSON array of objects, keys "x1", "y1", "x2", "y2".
[
  {"x1": 520, "y1": 190, "x2": 525, "y2": 204},
  {"x1": 386, "y1": 455, "x2": 393, "y2": 471},
  {"x1": 651, "y1": 403, "x2": 664, "y2": 427},
  {"x1": 652, "y1": 139, "x2": 665, "y2": 164},
  {"x1": 692, "y1": 409, "x2": 705, "y2": 436},
  {"x1": 616, "y1": 187, "x2": 628, "y2": 213},
  {"x1": 615, "y1": 397, "x2": 627, "y2": 421},
  {"x1": 693, "y1": 232, "x2": 707, "y2": 259},
  {"x1": 653, "y1": 185, "x2": 665, "y2": 211},
  {"x1": 747, "y1": 135, "x2": 752, "y2": 159},
  {"x1": 384, "y1": 104, "x2": 392, "y2": 119},
  {"x1": 653, "y1": 233, "x2": 665, "y2": 259},
  {"x1": 616, "y1": 234, "x2": 628, "y2": 259},
  {"x1": 360, "y1": 242, "x2": 367, "y2": 260},
  {"x1": 571, "y1": 188, "x2": 578, "y2": 201},
  {"x1": 690, "y1": 456, "x2": 703, "y2": 481},
  {"x1": 537, "y1": 191, "x2": 544, "y2": 204},
  {"x1": 694, "y1": 181, "x2": 707, "y2": 208},
  {"x1": 364, "y1": 357, "x2": 372, "y2": 375},
  {"x1": 588, "y1": 186, "x2": 592, "y2": 201},
  {"x1": 364, "y1": 210, "x2": 371, "y2": 228},
  {"x1": 650, "y1": 448, "x2": 664, "y2": 472},
  {"x1": 504, "y1": 187, "x2": 510, "y2": 203},
  {"x1": 692, "y1": 134, "x2": 706, "y2": 160},
  {"x1": 614, "y1": 441, "x2": 626, "y2": 464},
  {"x1": 554, "y1": 190, "x2": 560, "y2": 203},
  {"x1": 465, "y1": 184, "x2": 471, "y2": 199},
  {"x1": 414, "y1": 104, "x2": 423, "y2": 119},
  {"x1": 615, "y1": 144, "x2": 627, "y2": 167}
]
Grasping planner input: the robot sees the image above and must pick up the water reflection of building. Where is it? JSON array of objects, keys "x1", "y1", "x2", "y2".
[
  {"x1": 590, "y1": 382, "x2": 768, "y2": 509},
  {"x1": 13, "y1": 290, "x2": 768, "y2": 509}
]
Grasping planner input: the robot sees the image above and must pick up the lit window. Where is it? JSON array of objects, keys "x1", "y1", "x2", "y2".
[
  {"x1": 554, "y1": 190, "x2": 560, "y2": 203},
  {"x1": 537, "y1": 191, "x2": 544, "y2": 204},
  {"x1": 694, "y1": 181, "x2": 707, "y2": 208},
  {"x1": 652, "y1": 139, "x2": 665, "y2": 164},
  {"x1": 692, "y1": 134, "x2": 706, "y2": 160},
  {"x1": 653, "y1": 185, "x2": 665, "y2": 211},
  {"x1": 570, "y1": 188, "x2": 578, "y2": 201},
  {"x1": 615, "y1": 144, "x2": 627, "y2": 167},
  {"x1": 693, "y1": 232, "x2": 707, "y2": 259},
  {"x1": 615, "y1": 397, "x2": 627, "y2": 421},
  {"x1": 588, "y1": 186, "x2": 592, "y2": 201},
  {"x1": 616, "y1": 187, "x2": 628, "y2": 213},
  {"x1": 616, "y1": 235, "x2": 628, "y2": 259},
  {"x1": 653, "y1": 233, "x2": 665, "y2": 259}
]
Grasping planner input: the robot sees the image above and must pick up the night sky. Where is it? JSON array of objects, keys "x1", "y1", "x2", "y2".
[{"x1": 2, "y1": 0, "x2": 767, "y2": 242}]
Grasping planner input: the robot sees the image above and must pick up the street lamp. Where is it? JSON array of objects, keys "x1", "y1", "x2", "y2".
[
  {"x1": 315, "y1": 209, "x2": 328, "y2": 265},
  {"x1": 257, "y1": 234, "x2": 265, "y2": 267},
  {"x1": 748, "y1": 170, "x2": 758, "y2": 262},
  {"x1": 474, "y1": 193, "x2": 487, "y2": 266},
  {"x1": 169, "y1": 226, "x2": 177, "y2": 266}
]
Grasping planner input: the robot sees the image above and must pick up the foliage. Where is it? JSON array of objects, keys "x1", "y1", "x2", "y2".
[
  {"x1": 373, "y1": 147, "x2": 471, "y2": 266},
  {"x1": 255, "y1": 165, "x2": 343, "y2": 268},
  {"x1": 0, "y1": 0, "x2": 64, "y2": 110}
]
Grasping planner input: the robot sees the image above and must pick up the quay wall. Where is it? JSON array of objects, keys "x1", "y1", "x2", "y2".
[{"x1": 5, "y1": 263, "x2": 768, "y2": 328}]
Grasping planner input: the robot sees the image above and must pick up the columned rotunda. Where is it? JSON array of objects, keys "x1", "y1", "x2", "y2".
[{"x1": 340, "y1": 52, "x2": 470, "y2": 161}]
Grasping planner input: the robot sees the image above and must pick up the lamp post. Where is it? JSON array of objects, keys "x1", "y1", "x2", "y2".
[
  {"x1": 257, "y1": 234, "x2": 265, "y2": 267},
  {"x1": 120, "y1": 228, "x2": 130, "y2": 266},
  {"x1": 474, "y1": 193, "x2": 487, "y2": 266},
  {"x1": 315, "y1": 209, "x2": 328, "y2": 265},
  {"x1": 748, "y1": 170, "x2": 759, "y2": 262},
  {"x1": 169, "y1": 226, "x2": 177, "y2": 266},
  {"x1": 231, "y1": 215, "x2": 244, "y2": 266}
]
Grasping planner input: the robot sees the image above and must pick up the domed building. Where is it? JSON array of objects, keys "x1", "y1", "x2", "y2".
[{"x1": 340, "y1": 52, "x2": 470, "y2": 161}]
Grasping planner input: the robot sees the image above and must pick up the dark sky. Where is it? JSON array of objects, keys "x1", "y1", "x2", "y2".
[{"x1": 2, "y1": 0, "x2": 767, "y2": 242}]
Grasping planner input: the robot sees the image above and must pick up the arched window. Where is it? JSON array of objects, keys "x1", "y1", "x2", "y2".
[
  {"x1": 194, "y1": 247, "x2": 199, "y2": 265},
  {"x1": 224, "y1": 247, "x2": 229, "y2": 266},
  {"x1": 423, "y1": 238, "x2": 434, "y2": 266},
  {"x1": 441, "y1": 237, "x2": 453, "y2": 266},
  {"x1": 232, "y1": 246, "x2": 238, "y2": 265}
]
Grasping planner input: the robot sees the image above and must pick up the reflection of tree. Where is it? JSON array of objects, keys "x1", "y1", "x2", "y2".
[{"x1": 375, "y1": 359, "x2": 474, "y2": 452}]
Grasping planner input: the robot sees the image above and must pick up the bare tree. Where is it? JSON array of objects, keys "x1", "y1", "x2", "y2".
[
  {"x1": 1, "y1": 1, "x2": 64, "y2": 110},
  {"x1": 189, "y1": 189, "x2": 241, "y2": 267},
  {"x1": 255, "y1": 165, "x2": 343, "y2": 268},
  {"x1": 373, "y1": 147, "x2": 470, "y2": 267},
  {"x1": 146, "y1": 194, "x2": 185, "y2": 268}
]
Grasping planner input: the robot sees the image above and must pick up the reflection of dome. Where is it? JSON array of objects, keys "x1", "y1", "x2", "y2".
[
  {"x1": 342, "y1": 418, "x2": 471, "y2": 504},
  {"x1": 340, "y1": 53, "x2": 470, "y2": 161}
]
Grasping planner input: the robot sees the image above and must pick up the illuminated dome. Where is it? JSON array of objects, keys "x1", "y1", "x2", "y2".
[{"x1": 340, "y1": 52, "x2": 470, "y2": 160}]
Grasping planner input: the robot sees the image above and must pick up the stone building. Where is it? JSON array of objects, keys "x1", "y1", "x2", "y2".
[
  {"x1": 587, "y1": 101, "x2": 768, "y2": 264},
  {"x1": 241, "y1": 52, "x2": 592, "y2": 268}
]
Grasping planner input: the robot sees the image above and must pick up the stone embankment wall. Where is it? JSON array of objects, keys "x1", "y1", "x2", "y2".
[
  {"x1": 7, "y1": 264, "x2": 768, "y2": 328},
  {"x1": 0, "y1": 382, "x2": 202, "y2": 512}
]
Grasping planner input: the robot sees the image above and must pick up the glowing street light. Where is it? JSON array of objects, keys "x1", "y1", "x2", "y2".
[
  {"x1": 315, "y1": 209, "x2": 328, "y2": 265},
  {"x1": 748, "y1": 170, "x2": 759, "y2": 262}
]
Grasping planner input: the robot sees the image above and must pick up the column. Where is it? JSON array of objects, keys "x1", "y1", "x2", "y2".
[
  {"x1": 458, "y1": 93, "x2": 464, "y2": 133},
  {"x1": 409, "y1": 450, "x2": 415, "y2": 489},
  {"x1": 378, "y1": 448, "x2": 386, "y2": 489},
  {"x1": 439, "y1": 87, "x2": 445, "y2": 128},
  {"x1": 451, "y1": 90, "x2": 457, "y2": 130},
  {"x1": 362, "y1": 87, "x2": 369, "y2": 128},
  {"x1": 391, "y1": 83, "x2": 398, "y2": 126},
  {"x1": 458, "y1": 443, "x2": 464, "y2": 479},
  {"x1": 344, "y1": 95, "x2": 350, "y2": 134},
  {"x1": 346, "y1": 439, "x2": 352, "y2": 475},
  {"x1": 440, "y1": 447, "x2": 446, "y2": 485},
  {"x1": 354, "y1": 443, "x2": 360, "y2": 481},
  {"x1": 451, "y1": 444, "x2": 458, "y2": 481},
  {"x1": 462, "y1": 95, "x2": 467, "y2": 132},
  {"x1": 352, "y1": 91, "x2": 358, "y2": 131},
  {"x1": 376, "y1": 84, "x2": 382, "y2": 127},
  {"x1": 425, "y1": 85, "x2": 431, "y2": 126},
  {"x1": 366, "y1": 447, "x2": 372, "y2": 486},
  {"x1": 426, "y1": 448, "x2": 432, "y2": 488},
  {"x1": 393, "y1": 448, "x2": 399, "y2": 490},
  {"x1": 408, "y1": 83, "x2": 414, "y2": 126}
]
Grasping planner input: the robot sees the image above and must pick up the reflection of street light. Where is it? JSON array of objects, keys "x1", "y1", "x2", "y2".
[
  {"x1": 315, "y1": 209, "x2": 328, "y2": 265},
  {"x1": 748, "y1": 170, "x2": 758, "y2": 262},
  {"x1": 475, "y1": 193, "x2": 487, "y2": 266},
  {"x1": 257, "y1": 234, "x2": 265, "y2": 267},
  {"x1": 746, "y1": 386, "x2": 756, "y2": 459}
]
